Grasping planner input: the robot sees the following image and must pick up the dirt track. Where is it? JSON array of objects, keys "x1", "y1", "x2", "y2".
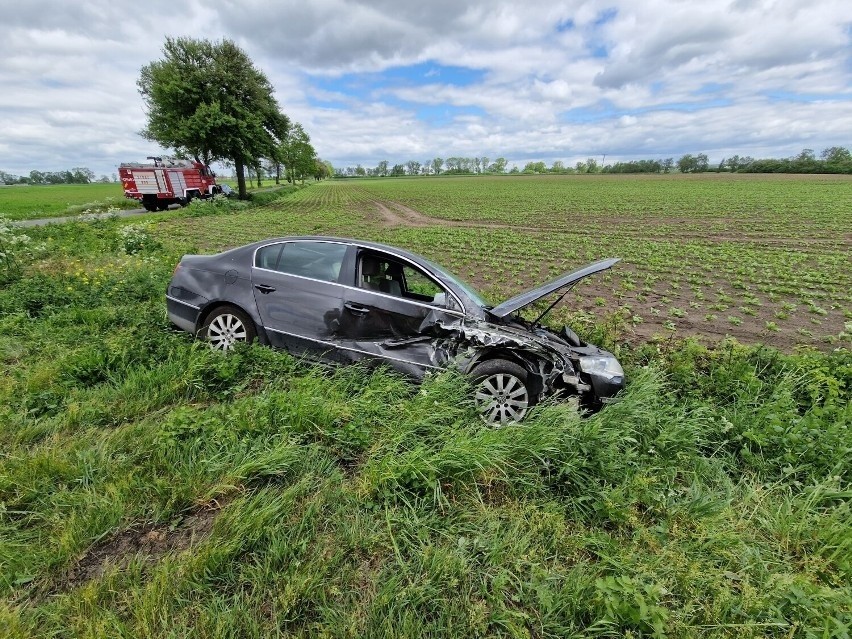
[{"x1": 373, "y1": 200, "x2": 548, "y2": 233}]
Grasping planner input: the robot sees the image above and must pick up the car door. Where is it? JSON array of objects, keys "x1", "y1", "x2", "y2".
[
  {"x1": 251, "y1": 240, "x2": 353, "y2": 359},
  {"x1": 336, "y1": 249, "x2": 465, "y2": 378}
]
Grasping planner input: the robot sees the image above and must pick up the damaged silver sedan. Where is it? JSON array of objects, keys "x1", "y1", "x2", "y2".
[{"x1": 166, "y1": 236, "x2": 625, "y2": 423}]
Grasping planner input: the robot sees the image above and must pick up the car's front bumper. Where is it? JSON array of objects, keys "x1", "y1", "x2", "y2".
[{"x1": 586, "y1": 373, "x2": 625, "y2": 401}]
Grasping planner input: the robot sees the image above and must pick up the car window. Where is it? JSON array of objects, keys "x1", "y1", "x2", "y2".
[
  {"x1": 422, "y1": 257, "x2": 486, "y2": 309},
  {"x1": 403, "y1": 265, "x2": 442, "y2": 298},
  {"x1": 358, "y1": 253, "x2": 455, "y2": 309},
  {"x1": 255, "y1": 244, "x2": 283, "y2": 270},
  {"x1": 274, "y1": 241, "x2": 348, "y2": 283}
]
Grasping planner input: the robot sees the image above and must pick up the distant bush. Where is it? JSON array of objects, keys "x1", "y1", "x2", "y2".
[
  {"x1": 186, "y1": 193, "x2": 251, "y2": 216},
  {"x1": 246, "y1": 184, "x2": 301, "y2": 206}
]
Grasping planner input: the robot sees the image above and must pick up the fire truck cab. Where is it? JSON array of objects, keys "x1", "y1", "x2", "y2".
[{"x1": 119, "y1": 157, "x2": 222, "y2": 211}]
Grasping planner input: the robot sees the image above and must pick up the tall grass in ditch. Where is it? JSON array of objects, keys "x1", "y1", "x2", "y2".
[{"x1": 0, "y1": 209, "x2": 849, "y2": 637}]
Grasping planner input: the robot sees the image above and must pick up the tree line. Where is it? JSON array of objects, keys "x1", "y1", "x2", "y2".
[
  {"x1": 334, "y1": 146, "x2": 852, "y2": 178},
  {"x1": 0, "y1": 168, "x2": 117, "y2": 185}
]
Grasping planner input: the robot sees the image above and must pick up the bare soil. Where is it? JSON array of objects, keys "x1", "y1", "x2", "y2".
[
  {"x1": 46, "y1": 502, "x2": 223, "y2": 595},
  {"x1": 374, "y1": 200, "x2": 546, "y2": 232}
]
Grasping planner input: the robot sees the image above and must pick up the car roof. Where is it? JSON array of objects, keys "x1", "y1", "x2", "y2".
[{"x1": 239, "y1": 235, "x2": 431, "y2": 264}]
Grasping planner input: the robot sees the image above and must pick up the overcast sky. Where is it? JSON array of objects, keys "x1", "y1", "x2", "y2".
[{"x1": 1, "y1": 0, "x2": 850, "y2": 176}]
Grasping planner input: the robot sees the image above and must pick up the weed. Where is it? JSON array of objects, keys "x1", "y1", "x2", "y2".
[
  {"x1": 0, "y1": 217, "x2": 46, "y2": 283},
  {"x1": 117, "y1": 223, "x2": 161, "y2": 255}
]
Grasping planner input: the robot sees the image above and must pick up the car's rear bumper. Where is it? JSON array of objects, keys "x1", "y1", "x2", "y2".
[{"x1": 166, "y1": 294, "x2": 202, "y2": 334}]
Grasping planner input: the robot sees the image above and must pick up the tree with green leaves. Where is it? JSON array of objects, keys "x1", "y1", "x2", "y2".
[
  {"x1": 677, "y1": 154, "x2": 696, "y2": 173},
  {"x1": 490, "y1": 157, "x2": 507, "y2": 173},
  {"x1": 138, "y1": 37, "x2": 289, "y2": 199},
  {"x1": 279, "y1": 122, "x2": 317, "y2": 184}
]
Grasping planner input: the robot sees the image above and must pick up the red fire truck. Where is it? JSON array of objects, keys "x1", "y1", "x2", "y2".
[{"x1": 119, "y1": 157, "x2": 222, "y2": 211}]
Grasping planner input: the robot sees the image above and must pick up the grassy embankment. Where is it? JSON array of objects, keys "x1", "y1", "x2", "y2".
[{"x1": 0, "y1": 178, "x2": 849, "y2": 637}]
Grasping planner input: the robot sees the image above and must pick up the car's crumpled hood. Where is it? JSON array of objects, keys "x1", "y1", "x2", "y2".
[{"x1": 488, "y1": 258, "x2": 621, "y2": 319}]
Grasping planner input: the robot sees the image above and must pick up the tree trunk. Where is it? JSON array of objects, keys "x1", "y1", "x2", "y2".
[
  {"x1": 275, "y1": 162, "x2": 280, "y2": 185},
  {"x1": 236, "y1": 159, "x2": 247, "y2": 199}
]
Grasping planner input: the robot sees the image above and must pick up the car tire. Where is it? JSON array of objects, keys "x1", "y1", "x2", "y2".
[
  {"x1": 200, "y1": 306, "x2": 256, "y2": 351},
  {"x1": 471, "y1": 358, "x2": 535, "y2": 424}
]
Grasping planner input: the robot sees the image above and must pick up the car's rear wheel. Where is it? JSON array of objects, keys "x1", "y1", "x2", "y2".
[
  {"x1": 472, "y1": 359, "x2": 534, "y2": 424},
  {"x1": 201, "y1": 306, "x2": 256, "y2": 351}
]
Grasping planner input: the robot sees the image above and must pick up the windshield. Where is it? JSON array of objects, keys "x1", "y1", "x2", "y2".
[{"x1": 423, "y1": 258, "x2": 489, "y2": 309}]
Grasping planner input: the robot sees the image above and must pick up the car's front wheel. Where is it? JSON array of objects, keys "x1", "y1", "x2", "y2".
[
  {"x1": 472, "y1": 358, "x2": 534, "y2": 424},
  {"x1": 200, "y1": 306, "x2": 256, "y2": 351}
]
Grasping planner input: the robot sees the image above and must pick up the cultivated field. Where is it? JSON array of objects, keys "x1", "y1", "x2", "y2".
[
  {"x1": 1, "y1": 177, "x2": 849, "y2": 637},
  {"x1": 162, "y1": 174, "x2": 852, "y2": 351}
]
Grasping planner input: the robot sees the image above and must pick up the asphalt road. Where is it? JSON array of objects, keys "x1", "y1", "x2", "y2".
[{"x1": 12, "y1": 205, "x2": 178, "y2": 228}]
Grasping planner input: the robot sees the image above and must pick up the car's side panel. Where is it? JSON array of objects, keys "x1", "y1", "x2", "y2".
[
  {"x1": 251, "y1": 267, "x2": 346, "y2": 355},
  {"x1": 167, "y1": 259, "x2": 262, "y2": 339},
  {"x1": 336, "y1": 284, "x2": 460, "y2": 378}
]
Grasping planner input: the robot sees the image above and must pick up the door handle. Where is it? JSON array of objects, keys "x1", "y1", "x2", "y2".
[
  {"x1": 344, "y1": 302, "x2": 370, "y2": 315},
  {"x1": 255, "y1": 284, "x2": 276, "y2": 294}
]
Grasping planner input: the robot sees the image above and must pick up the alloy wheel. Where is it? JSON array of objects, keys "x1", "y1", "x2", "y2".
[
  {"x1": 475, "y1": 372, "x2": 530, "y2": 424},
  {"x1": 206, "y1": 313, "x2": 248, "y2": 351}
]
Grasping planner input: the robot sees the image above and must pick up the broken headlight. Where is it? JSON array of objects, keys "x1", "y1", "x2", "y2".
[{"x1": 578, "y1": 355, "x2": 624, "y2": 379}]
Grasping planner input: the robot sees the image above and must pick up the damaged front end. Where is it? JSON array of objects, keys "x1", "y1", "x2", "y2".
[
  {"x1": 424, "y1": 313, "x2": 624, "y2": 409},
  {"x1": 459, "y1": 257, "x2": 626, "y2": 408}
]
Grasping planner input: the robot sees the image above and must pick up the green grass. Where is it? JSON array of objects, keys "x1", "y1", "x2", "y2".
[
  {"x1": 0, "y1": 183, "x2": 141, "y2": 221},
  {"x1": 0, "y1": 180, "x2": 850, "y2": 637},
  {"x1": 219, "y1": 177, "x2": 293, "y2": 192}
]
